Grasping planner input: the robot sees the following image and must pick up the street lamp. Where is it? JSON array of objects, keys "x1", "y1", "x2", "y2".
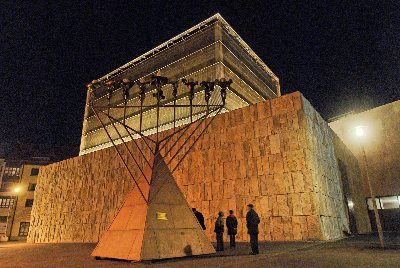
[
  {"x1": 354, "y1": 126, "x2": 366, "y2": 137},
  {"x1": 354, "y1": 125, "x2": 385, "y2": 248},
  {"x1": 13, "y1": 186, "x2": 21, "y2": 193}
]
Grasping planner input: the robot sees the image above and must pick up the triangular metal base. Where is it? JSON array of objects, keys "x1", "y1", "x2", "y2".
[{"x1": 91, "y1": 154, "x2": 215, "y2": 261}]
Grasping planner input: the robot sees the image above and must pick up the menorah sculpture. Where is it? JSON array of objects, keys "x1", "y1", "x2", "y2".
[{"x1": 87, "y1": 73, "x2": 231, "y2": 262}]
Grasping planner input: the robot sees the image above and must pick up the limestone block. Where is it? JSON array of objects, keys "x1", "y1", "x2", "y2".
[
  {"x1": 290, "y1": 193, "x2": 303, "y2": 216},
  {"x1": 292, "y1": 171, "x2": 304, "y2": 193},
  {"x1": 259, "y1": 175, "x2": 268, "y2": 196},
  {"x1": 234, "y1": 144, "x2": 244, "y2": 161},
  {"x1": 249, "y1": 177, "x2": 260, "y2": 196},
  {"x1": 237, "y1": 160, "x2": 247, "y2": 178},
  {"x1": 223, "y1": 180, "x2": 234, "y2": 199},
  {"x1": 256, "y1": 156, "x2": 265, "y2": 176},
  {"x1": 243, "y1": 178, "x2": 250, "y2": 196},
  {"x1": 240, "y1": 221, "x2": 249, "y2": 241},
  {"x1": 307, "y1": 216, "x2": 322, "y2": 240},
  {"x1": 257, "y1": 196, "x2": 269, "y2": 218},
  {"x1": 282, "y1": 216, "x2": 293, "y2": 240},
  {"x1": 211, "y1": 182, "x2": 223, "y2": 200},
  {"x1": 187, "y1": 185, "x2": 194, "y2": 201},
  {"x1": 270, "y1": 195, "x2": 279, "y2": 216},
  {"x1": 269, "y1": 134, "x2": 281, "y2": 155},
  {"x1": 270, "y1": 217, "x2": 284, "y2": 240},
  {"x1": 276, "y1": 195, "x2": 290, "y2": 216},
  {"x1": 204, "y1": 182, "x2": 212, "y2": 200},
  {"x1": 223, "y1": 161, "x2": 235, "y2": 179},
  {"x1": 193, "y1": 183, "x2": 202, "y2": 202},
  {"x1": 228, "y1": 198, "x2": 236, "y2": 212},
  {"x1": 214, "y1": 163, "x2": 223, "y2": 182},
  {"x1": 300, "y1": 193, "x2": 313, "y2": 215},
  {"x1": 256, "y1": 100, "x2": 272, "y2": 120},
  {"x1": 273, "y1": 173, "x2": 286, "y2": 194}
]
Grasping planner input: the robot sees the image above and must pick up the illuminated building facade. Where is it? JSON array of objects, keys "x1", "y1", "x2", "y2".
[
  {"x1": 29, "y1": 15, "x2": 373, "y2": 244},
  {"x1": 80, "y1": 14, "x2": 280, "y2": 155}
]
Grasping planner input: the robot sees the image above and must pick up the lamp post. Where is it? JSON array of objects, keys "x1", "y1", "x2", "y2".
[{"x1": 354, "y1": 126, "x2": 384, "y2": 248}]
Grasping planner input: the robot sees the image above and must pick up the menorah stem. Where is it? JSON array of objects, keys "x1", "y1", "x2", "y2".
[
  {"x1": 156, "y1": 98, "x2": 160, "y2": 143},
  {"x1": 173, "y1": 98, "x2": 176, "y2": 131},
  {"x1": 123, "y1": 99, "x2": 127, "y2": 125},
  {"x1": 139, "y1": 100, "x2": 143, "y2": 133},
  {"x1": 107, "y1": 98, "x2": 111, "y2": 117},
  {"x1": 190, "y1": 98, "x2": 193, "y2": 123}
]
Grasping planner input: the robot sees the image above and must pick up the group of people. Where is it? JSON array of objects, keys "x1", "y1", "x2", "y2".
[{"x1": 192, "y1": 204, "x2": 260, "y2": 255}]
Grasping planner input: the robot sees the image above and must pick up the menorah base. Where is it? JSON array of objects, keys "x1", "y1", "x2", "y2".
[{"x1": 91, "y1": 154, "x2": 215, "y2": 261}]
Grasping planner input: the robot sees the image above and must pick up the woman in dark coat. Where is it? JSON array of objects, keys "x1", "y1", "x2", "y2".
[
  {"x1": 214, "y1": 211, "x2": 224, "y2": 251},
  {"x1": 226, "y1": 210, "x2": 238, "y2": 248}
]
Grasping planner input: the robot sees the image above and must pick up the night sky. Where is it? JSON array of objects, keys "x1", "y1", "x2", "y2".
[{"x1": 1, "y1": 1, "x2": 399, "y2": 147}]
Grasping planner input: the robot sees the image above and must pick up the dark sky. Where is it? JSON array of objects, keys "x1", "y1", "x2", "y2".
[{"x1": 1, "y1": 1, "x2": 399, "y2": 147}]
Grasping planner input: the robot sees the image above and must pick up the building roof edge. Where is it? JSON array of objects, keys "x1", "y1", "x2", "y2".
[{"x1": 97, "y1": 13, "x2": 279, "y2": 83}]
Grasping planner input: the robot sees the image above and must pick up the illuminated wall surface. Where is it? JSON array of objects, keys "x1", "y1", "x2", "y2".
[
  {"x1": 80, "y1": 14, "x2": 280, "y2": 155},
  {"x1": 28, "y1": 92, "x2": 371, "y2": 243},
  {"x1": 329, "y1": 100, "x2": 400, "y2": 197}
]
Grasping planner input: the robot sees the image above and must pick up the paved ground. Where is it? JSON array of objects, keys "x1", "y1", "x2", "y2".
[{"x1": 0, "y1": 234, "x2": 399, "y2": 267}]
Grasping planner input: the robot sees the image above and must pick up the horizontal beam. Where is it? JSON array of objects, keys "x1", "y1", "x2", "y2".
[{"x1": 91, "y1": 104, "x2": 224, "y2": 109}]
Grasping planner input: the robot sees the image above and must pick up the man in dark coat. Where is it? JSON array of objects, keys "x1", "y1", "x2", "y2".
[
  {"x1": 246, "y1": 204, "x2": 260, "y2": 255},
  {"x1": 192, "y1": 208, "x2": 206, "y2": 230},
  {"x1": 214, "y1": 211, "x2": 224, "y2": 251},
  {"x1": 226, "y1": 210, "x2": 238, "y2": 248}
]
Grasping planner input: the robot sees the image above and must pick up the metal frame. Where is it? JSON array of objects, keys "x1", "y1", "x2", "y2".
[{"x1": 88, "y1": 75, "x2": 231, "y2": 203}]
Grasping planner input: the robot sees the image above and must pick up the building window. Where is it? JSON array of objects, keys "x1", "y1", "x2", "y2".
[
  {"x1": 0, "y1": 182, "x2": 13, "y2": 192},
  {"x1": 28, "y1": 183, "x2": 36, "y2": 191},
  {"x1": 18, "y1": 222, "x2": 30, "y2": 236},
  {"x1": 4, "y1": 167, "x2": 20, "y2": 177},
  {"x1": 380, "y1": 196, "x2": 400, "y2": 209},
  {"x1": 367, "y1": 196, "x2": 400, "y2": 210},
  {"x1": 0, "y1": 197, "x2": 15, "y2": 208},
  {"x1": 30, "y1": 168, "x2": 39, "y2": 176},
  {"x1": 0, "y1": 216, "x2": 7, "y2": 222},
  {"x1": 25, "y1": 199, "x2": 34, "y2": 207}
]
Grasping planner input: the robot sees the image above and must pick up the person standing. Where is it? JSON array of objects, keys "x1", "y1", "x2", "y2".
[
  {"x1": 226, "y1": 210, "x2": 238, "y2": 248},
  {"x1": 214, "y1": 211, "x2": 224, "y2": 251},
  {"x1": 192, "y1": 208, "x2": 206, "y2": 230},
  {"x1": 246, "y1": 204, "x2": 260, "y2": 255}
]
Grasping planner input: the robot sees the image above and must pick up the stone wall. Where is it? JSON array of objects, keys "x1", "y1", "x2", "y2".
[
  {"x1": 29, "y1": 92, "x2": 352, "y2": 243},
  {"x1": 331, "y1": 133, "x2": 371, "y2": 234},
  {"x1": 301, "y1": 97, "x2": 350, "y2": 239}
]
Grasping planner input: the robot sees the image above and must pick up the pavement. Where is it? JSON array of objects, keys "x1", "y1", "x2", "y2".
[{"x1": 0, "y1": 234, "x2": 399, "y2": 267}]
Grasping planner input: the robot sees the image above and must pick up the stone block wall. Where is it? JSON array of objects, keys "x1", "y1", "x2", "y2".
[
  {"x1": 331, "y1": 133, "x2": 371, "y2": 234},
  {"x1": 302, "y1": 98, "x2": 350, "y2": 239},
  {"x1": 28, "y1": 92, "x2": 352, "y2": 243}
]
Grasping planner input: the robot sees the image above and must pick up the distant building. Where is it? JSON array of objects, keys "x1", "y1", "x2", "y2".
[
  {"x1": 0, "y1": 143, "x2": 78, "y2": 241},
  {"x1": 329, "y1": 99, "x2": 400, "y2": 232}
]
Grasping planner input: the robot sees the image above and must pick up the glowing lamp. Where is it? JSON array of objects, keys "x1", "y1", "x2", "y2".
[
  {"x1": 13, "y1": 186, "x2": 21, "y2": 193},
  {"x1": 347, "y1": 200, "x2": 354, "y2": 209},
  {"x1": 354, "y1": 126, "x2": 366, "y2": 137}
]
